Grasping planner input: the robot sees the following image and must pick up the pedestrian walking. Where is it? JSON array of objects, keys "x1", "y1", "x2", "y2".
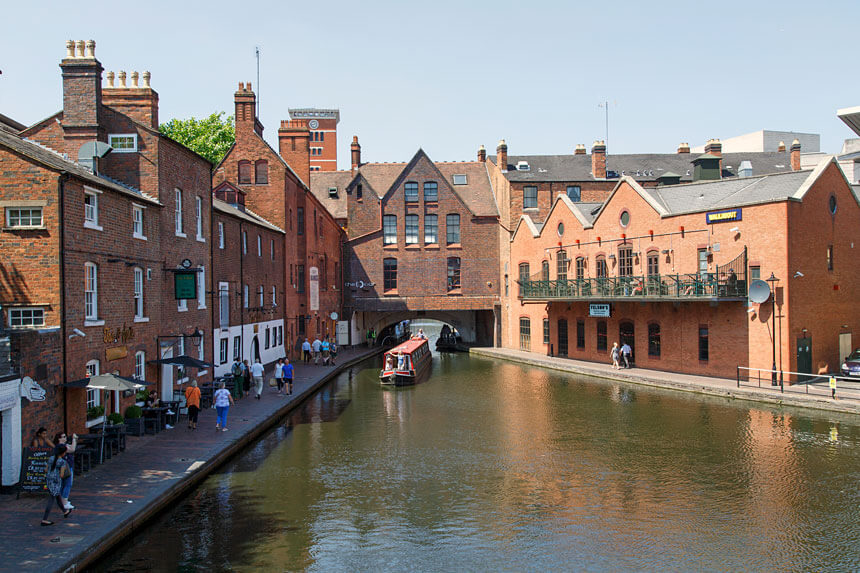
[
  {"x1": 830, "y1": 376, "x2": 838, "y2": 399},
  {"x1": 321, "y1": 337, "x2": 330, "y2": 365},
  {"x1": 302, "y1": 338, "x2": 312, "y2": 363},
  {"x1": 214, "y1": 382, "x2": 234, "y2": 431},
  {"x1": 243, "y1": 359, "x2": 252, "y2": 396},
  {"x1": 251, "y1": 359, "x2": 265, "y2": 399},
  {"x1": 329, "y1": 340, "x2": 337, "y2": 366},
  {"x1": 41, "y1": 444, "x2": 72, "y2": 525},
  {"x1": 274, "y1": 358, "x2": 285, "y2": 394},
  {"x1": 231, "y1": 357, "x2": 244, "y2": 399},
  {"x1": 283, "y1": 358, "x2": 294, "y2": 395},
  {"x1": 185, "y1": 380, "x2": 201, "y2": 430},
  {"x1": 53, "y1": 432, "x2": 77, "y2": 510},
  {"x1": 621, "y1": 342, "x2": 632, "y2": 368},
  {"x1": 312, "y1": 337, "x2": 322, "y2": 365},
  {"x1": 611, "y1": 342, "x2": 620, "y2": 369}
]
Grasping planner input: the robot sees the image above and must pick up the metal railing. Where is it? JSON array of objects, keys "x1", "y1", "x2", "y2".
[
  {"x1": 518, "y1": 273, "x2": 747, "y2": 301},
  {"x1": 737, "y1": 366, "x2": 860, "y2": 403}
]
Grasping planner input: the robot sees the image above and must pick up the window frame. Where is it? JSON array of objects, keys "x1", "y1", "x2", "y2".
[
  {"x1": 238, "y1": 160, "x2": 252, "y2": 184},
  {"x1": 8, "y1": 307, "x2": 45, "y2": 328},
  {"x1": 519, "y1": 317, "x2": 531, "y2": 351},
  {"x1": 134, "y1": 351, "x2": 145, "y2": 380},
  {"x1": 108, "y1": 133, "x2": 138, "y2": 153},
  {"x1": 85, "y1": 262, "x2": 98, "y2": 321},
  {"x1": 404, "y1": 182, "x2": 419, "y2": 203},
  {"x1": 255, "y1": 160, "x2": 268, "y2": 185},
  {"x1": 698, "y1": 325, "x2": 709, "y2": 361},
  {"x1": 133, "y1": 267, "x2": 145, "y2": 320},
  {"x1": 424, "y1": 214, "x2": 438, "y2": 244},
  {"x1": 219, "y1": 282, "x2": 230, "y2": 329},
  {"x1": 557, "y1": 250, "x2": 568, "y2": 281},
  {"x1": 218, "y1": 221, "x2": 225, "y2": 249},
  {"x1": 84, "y1": 189, "x2": 101, "y2": 231},
  {"x1": 5, "y1": 206, "x2": 44, "y2": 230},
  {"x1": 447, "y1": 257, "x2": 461, "y2": 292},
  {"x1": 648, "y1": 323, "x2": 661, "y2": 357},
  {"x1": 405, "y1": 214, "x2": 419, "y2": 245},
  {"x1": 297, "y1": 207, "x2": 305, "y2": 236},
  {"x1": 132, "y1": 204, "x2": 146, "y2": 240},
  {"x1": 618, "y1": 246, "x2": 633, "y2": 277},
  {"x1": 596, "y1": 321, "x2": 607, "y2": 351},
  {"x1": 543, "y1": 318, "x2": 550, "y2": 344},
  {"x1": 383, "y1": 215, "x2": 397, "y2": 245},
  {"x1": 576, "y1": 319, "x2": 585, "y2": 349},
  {"x1": 523, "y1": 186, "x2": 538, "y2": 209},
  {"x1": 566, "y1": 185, "x2": 581, "y2": 202},
  {"x1": 423, "y1": 181, "x2": 438, "y2": 202},
  {"x1": 219, "y1": 338, "x2": 228, "y2": 365},
  {"x1": 383, "y1": 258, "x2": 398, "y2": 292},
  {"x1": 195, "y1": 196, "x2": 204, "y2": 241},
  {"x1": 446, "y1": 214, "x2": 460, "y2": 245},
  {"x1": 174, "y1": 188, "x2": 185, "y2": 236}
]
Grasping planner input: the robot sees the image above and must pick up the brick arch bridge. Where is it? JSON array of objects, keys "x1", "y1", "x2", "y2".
[{"x1": 356, "y1": 309, "x2": 495, "y2": 345}]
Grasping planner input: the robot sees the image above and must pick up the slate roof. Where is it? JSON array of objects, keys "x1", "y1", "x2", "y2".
[
  {"x1": 309, "y1": 159, "x2": 499, "y2": 219},
  {"x1": 0, "y1": 128, "x2": 160, "y2": 204},
  {"x1": 0, "y1": 112, "x2": 25, "y2": 134},
  {"x1": 492, "y1": 151, "x2": 794, "y2": 183},
  {"x1": 212, "y1": 198, "x2": 284, "y2": 233}
]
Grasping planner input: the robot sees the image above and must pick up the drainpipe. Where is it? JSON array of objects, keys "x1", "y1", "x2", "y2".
[
  {"x1": 58, "y1": 173, "x2": 70, "y2": 434},
  {"x1": 239, "y1": 221, "x2": 245, "y2": 364}
]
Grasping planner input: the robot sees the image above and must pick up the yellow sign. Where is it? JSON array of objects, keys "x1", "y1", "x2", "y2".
[
  {"x1": 830, "y1": 377, "x2": 837, "y2": 389},
  {"x1": 106, "y1": 346, "x2": 128, "y2": 361},
  {"x1": 104, "y1": 324, "x2": 134, "y2": 344}
]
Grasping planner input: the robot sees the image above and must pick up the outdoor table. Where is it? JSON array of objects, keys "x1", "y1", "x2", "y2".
[
  {"x1": 93, "y1": 422, "x2": 127, "y2": 451},
  {"x1": 142, "y1": 407, "x2": 168, "y2": 431},
  {"x1": 77, "y1": 433, "x2": 115, "y2": 462}
]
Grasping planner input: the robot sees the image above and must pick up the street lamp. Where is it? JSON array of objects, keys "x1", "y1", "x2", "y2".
[
  {"x1": 767, "y1": 272, "x2": 779, "y2": 386},
  {"x1": 187, "y1": 328, "x2": 203, "y2": 347}
]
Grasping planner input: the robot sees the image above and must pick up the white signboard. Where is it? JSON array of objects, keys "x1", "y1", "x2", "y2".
[
  {"x1": 0, "y1": 379, "x2": 19, "y2": 411},
  {"x1": 589, "y1": 304, "x2": 611, "y2": 317},
  {"x1": 309, "y1": 266, "x2": 319, "y2": 311},
  {"x1": 337, "y1": 321, "x2": 349, "y2": 346}
]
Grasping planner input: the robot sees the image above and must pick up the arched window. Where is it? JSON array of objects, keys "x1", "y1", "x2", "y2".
[
  {"x1": 383, "y1": 258, "x2": 398, "y2": 291},
  {"x1": 575, "y1": 257, "x2": 586, "y2": 280},
  {"x1": 556, "y1": 250, "x2": 568, "y2": 281},
  {"x1": 596, "y1": 256, "x2": 608, "y2": 278},
  {"x1": 518, "y1": 262, "x2": 530, "y2": 283},
  {"x1": 255, "y1": 160, "x2": 268, "y2": 184},
  {"x1": 541, "y1": 260, "x2": 550, "y2": 281},
  {"x1": 238, "y1": 160, "x2": 252, "y2": 184},
  {"x1": 134, "y1": 351, "x2": 145, "y2": 380},
  {"x1": 519, "y1": 317, "x2": 531, "y2": 351}
]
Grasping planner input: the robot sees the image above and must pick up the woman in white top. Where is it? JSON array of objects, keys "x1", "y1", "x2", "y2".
[{"x1": 214, "y1": 381, "x2": 235, "y2": 431}]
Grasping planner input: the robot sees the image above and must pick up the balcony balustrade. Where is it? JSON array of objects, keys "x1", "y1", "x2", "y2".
[{"x1": 518, "y1": 273, "x2": 747, "y2": 302}]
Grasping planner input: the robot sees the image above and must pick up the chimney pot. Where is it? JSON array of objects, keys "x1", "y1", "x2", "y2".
[
  {"x1": 496, "y1": 139, "x2": 508, "y2": 172},
  {"x1": 574, "y1": 143, "x2": 587, "y2": 155},
  {"x1": 131, "y1": 71, "x2": 139, "y2": 88},
  {"x1": 591, "y1": 140, "x2": 607, "y2": 179},
  {"x1": 66, "y1": 40, "x2": 75, "y2": 58},
  {"x1": 85, "y1": 40, "x2": 95, "y2": 58},
  {"x1": 76, "y1": 40, "x2": 86, "y2": 58},
  {"x1": 247, "y1": 82, "x2": 252, "y2": 92},
  {"x1": 478, "y1": 144, "x2": 487, "y2": 162},
  {"x1": 238, "y1": 82, "x2": 244, "y2": 91},
  {"x1": 118, "y1": 70, "x2": 127, "y2": 88},
  {"x1": 106, "y1": 71, "x2": 115, "y2": 88},
  {"x1": 677, "y1": 142, "x2": 690, "y2": 154},
  {"x1": 790, "y1": 139, "x2": 801, "y2": 171},
  {"x1": 142, "y1": 71, "x2": 151, "y2": 88},
  {"x1": 777, "y1": 140, "x2": 786, "y2": 152}
]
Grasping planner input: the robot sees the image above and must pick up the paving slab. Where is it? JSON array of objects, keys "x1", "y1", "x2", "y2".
[{"x1": 0, "y1": 346, "x2": 381, "y2": 573}]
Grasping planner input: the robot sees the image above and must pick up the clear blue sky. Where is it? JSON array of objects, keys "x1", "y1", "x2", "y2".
[{"x1": 1, "y1": 0, "x2": 858, "y2": 169}]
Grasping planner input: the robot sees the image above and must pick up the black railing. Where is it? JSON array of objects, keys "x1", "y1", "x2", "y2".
[{"x1": 518, "y1": 273, "x2": 747, "y2": 301}]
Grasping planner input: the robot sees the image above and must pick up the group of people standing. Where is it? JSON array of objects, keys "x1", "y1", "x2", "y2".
[
  {"x1": 610, "y1": 342, "x2": 633, "y2": 369},
  {"x1": 32, "y1": 428, "x2": 77, "y2": 526},
  {"x1": 300, "y1": 336, "x2": 337, "y2": 366}
]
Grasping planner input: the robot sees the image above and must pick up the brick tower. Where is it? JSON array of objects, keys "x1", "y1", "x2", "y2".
[{"x1": 287, "y1": 108, "x2": 339, "y2": 172}]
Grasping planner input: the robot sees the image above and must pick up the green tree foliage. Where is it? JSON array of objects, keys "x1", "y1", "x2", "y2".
[{"x1": 159, "y1": 112, "x2": 235, "y2": 165}]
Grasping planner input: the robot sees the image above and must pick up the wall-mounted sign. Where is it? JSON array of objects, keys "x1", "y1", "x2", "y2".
[
  {"x1": 589, "y1": 303, "x2": 611, "y2": 317},
  {"x1": 106, "y1": 346, "x2": 128, "y2": 361},
  {"x1": 345, "y1": 280, "x2": 375, "y2": 289},
  {"x1": 309, "y1": 267, "x2": 320, "y2": 311},
  {"x1": 705, "y1": 208, "x2": 742, "y2": 224},
  {"x1": 174, "y1": 271, "x2": 197, "y2": 300},
  {"x1": 103, "y1": 324, "x2": 134, "y2": 344},
  {"x1": 20, "y1": 376, "x2": 46, "y2": 402}
]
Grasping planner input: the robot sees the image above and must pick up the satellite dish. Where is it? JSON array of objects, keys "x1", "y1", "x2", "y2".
[
  {"x1": 330, "y1": 312, "x2": 338, "y2": 321},
  {"x1": 748, "y1": 279, "x2": 771, "y2": 303}
]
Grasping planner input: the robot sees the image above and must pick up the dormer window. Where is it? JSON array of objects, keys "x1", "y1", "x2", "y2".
[
  {"x1": 516, "y1": 161, "x2": 530, "y2": 171},
  {"x1": 452, "y1": 174, "x2": 467, "y2": 185},
  {"x1": 328, "y1": 187, "x2": 338, "y2": 198}
]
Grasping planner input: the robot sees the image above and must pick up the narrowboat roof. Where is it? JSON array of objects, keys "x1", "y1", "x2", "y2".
[{"x1": 387, "y1": 338, "x2": 429, "y2": 354}]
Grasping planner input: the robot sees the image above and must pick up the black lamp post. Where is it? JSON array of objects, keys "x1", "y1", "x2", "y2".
[{"x1": 767, "y1": 272, "x2": 779, "y2": 385}]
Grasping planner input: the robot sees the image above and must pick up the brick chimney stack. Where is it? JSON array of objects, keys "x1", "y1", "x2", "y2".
[
  {"x1": 101, "y1": 69, "x2": 160, "y2": 129},
  {"x1": 497, "y1": 139, "x2": 508, "y2": 172},
  {"x1": 574, "y1": 144, "x2": 587, "y2": 155},
  {"x1": 60, "y1": 39, "x2": 104, "y2": 145},
  {"x1": 677, "y1": 142, "x2": 690, "y2": 154},
  {"x1": 704, "y1": 139, "x2": 722, "y2": 156},
  {"x1": 279, "y1": 119, "x2": 310, "y2": 184},
  {"x1": 234, "y1": 82, "x2": 262, "y2": 137},
  {"x1": 351, "y1": 136, "x2": 362, "y2": 172},
  {"x1": 790, "y1": 139, "x2": 801, "y2": 171},
  {"x1": 777, "y1": 141, "x2": 786, "y2": 152},
  {"x1": 591, "y1": 140, "x2": 606, "y2": 179}
]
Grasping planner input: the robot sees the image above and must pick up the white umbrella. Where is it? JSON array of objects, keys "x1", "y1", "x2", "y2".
[{"x1": 85, "y1": 374, "x2": 147, "y2": 463}]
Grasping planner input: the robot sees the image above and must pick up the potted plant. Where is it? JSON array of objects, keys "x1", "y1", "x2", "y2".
[
  {"x1": 86, "y1": 405, "x2": 105, "y2": 421},
  {"x1": 135, "y1": 389, "x2": 149, "y2": 407},
  {"x1": 107, "y1": 412, "x2": 124, "y2": 426},
  {"x1": 125, "y1": 405, "x2": 144, "y2": 436}
]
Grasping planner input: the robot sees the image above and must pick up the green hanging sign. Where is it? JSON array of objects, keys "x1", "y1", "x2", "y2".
[{"x1": 174, "y1": 271, "x2": 197, "y2": 300}]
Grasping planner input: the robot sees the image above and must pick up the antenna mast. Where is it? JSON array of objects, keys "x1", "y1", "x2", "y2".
[{"x1": 255, "y1": 46, "x2": 261, "y2": 117}]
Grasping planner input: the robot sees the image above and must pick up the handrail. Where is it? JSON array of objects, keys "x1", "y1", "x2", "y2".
[
  {"x1": 518, "y1": 272, "x2": 747, "y2": 301},
  {"x1": 737, "y1": 366, "x2": 860, "y2": 402}
]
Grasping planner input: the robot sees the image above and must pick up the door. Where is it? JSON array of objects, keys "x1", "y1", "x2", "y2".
[
  {"x1": 839, "y1": 332, "x2": 852, "y2": 365},
  {"x1": 160, "y1": 345, "x2": 174, "y2": 398},
  {"x1": 796, "y1": 337, "x2": 812, "y2": 383},
  {"x1": 557, "y1": 319, "x2": 568, "y2": 357},
  {"x1": 251, "y1": 336, "x2": 261, "y2": 364},
  {"x1": 619, "y1": 321, "x2": 635, "y2": 365}
]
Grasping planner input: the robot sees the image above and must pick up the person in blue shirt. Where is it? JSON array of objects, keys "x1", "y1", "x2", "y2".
[{"x1": 282, "y1": 358, "x2": 294, "y2": 395}]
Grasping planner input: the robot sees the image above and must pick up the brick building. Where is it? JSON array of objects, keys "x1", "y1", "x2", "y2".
[
  {"x1": 211, "y1": 182, "x2": 285, "y2": 377},
  {"x1": 311, "y1": 145, "x2": 500, "y2": 344},
  {"x1": 506, "y1": 158, "x2": 860, "y2": 379},
  {"x1": 213, "y1": 85, "x2": 343, "y2": 358},
  {"x1": 288, "y1": 108, "x2": 339, "y2": 172}
]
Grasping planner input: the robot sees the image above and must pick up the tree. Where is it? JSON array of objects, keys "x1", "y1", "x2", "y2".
[{"x1": 159, "y1": 112, "x2": 235, "y2": 165}]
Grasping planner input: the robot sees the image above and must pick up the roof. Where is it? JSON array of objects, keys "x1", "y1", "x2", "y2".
[
  {"x1": 212, "y1": 198, "x2": 284, "y2": 233},
  {"x1": 0, "y1": 129, "x2": 160, "y2": 204},
  {"x1": 0, "y1": 112, "x2": 25, "y2": 134},
  {"x1": 838, "y1": 106, "x2": 860, "y2": 137},
  {"x1": 387, "y1": 337, "x2": 429, "y2": 355},
  {"x1": 492, "y1": 151, "x2": 794, "y2": 183},
  {"x1": 310, "y1": 156, "x2": 499, "y2": 219}
]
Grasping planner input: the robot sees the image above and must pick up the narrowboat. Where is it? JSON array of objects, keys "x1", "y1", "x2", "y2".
[{"x1": 380, "y1": 338, "x2": 432, "y2": 386}]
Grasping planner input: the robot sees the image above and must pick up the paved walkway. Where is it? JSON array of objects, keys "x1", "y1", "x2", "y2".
[
  {"x1": 0, "y1": 345, "x2": 381, "y2": 573},
  {"x1": 470, "y1": 347, "x2": 860, "y2": 415}
]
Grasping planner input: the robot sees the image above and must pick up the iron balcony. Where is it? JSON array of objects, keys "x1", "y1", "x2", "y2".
[{"x1": 517, "y1": 274, "x2": 748, "y2": 303}]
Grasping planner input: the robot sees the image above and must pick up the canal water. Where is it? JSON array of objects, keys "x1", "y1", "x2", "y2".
[{"x1": 97, "y1": 323, "x2": 860, "y2": 571}]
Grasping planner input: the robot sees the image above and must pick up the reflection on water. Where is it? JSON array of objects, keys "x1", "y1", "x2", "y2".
[{"x1": 97, "y1": 334, "x2": 860, "y2": 571}]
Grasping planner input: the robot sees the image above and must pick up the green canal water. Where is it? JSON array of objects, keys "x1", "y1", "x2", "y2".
[{"x1": 97, "y1": 324, "x2": 860, "y2": 571}]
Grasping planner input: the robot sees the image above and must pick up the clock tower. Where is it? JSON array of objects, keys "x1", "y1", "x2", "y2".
[{"x1": 287, "y1": 108, "x2": 340, "y2": 172}]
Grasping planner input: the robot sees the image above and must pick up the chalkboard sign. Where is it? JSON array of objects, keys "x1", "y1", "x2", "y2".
[{"x1": 18, "y1": 446, "x2": 53, "y2": 496}]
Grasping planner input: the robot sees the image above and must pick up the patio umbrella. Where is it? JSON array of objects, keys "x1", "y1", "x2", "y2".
[{"x1": 65, "y1": 374, "x2": 148, "y2": 463}]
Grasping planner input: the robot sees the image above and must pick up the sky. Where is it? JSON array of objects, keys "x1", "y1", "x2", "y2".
[{"x1": 1, "y1": 0, "x2": 858, "y2": 169}]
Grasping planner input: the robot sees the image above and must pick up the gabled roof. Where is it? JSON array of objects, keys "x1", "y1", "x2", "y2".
[
  {"x1": 212, "y1": 197, "x2": 284, "y2": 233},
  {"x1": 0, "y1": 112, "x2": 26, "y2": 134},
  {"x1": 511, "y1": 214, "x2": 542, "y2": 241},
  {"x1": 0, "y1": 129, "x2": 160, "y2": 205},
  {"x1": 309, "y1": 170, "x2": 352, "y2": 219},
  {"x1": 492, "y1": 151, "x2": 794, "y2": 183},
  {"x1": 590, "y1": 176, "x2": 670, "y2": 225}
]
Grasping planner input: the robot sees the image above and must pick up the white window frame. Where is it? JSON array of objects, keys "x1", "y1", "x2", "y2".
[
  {"x1": 8, "y1": 307, "x2": 45, "y2": 328},
  {"x1": 134, "y1": 267, "x2": 148, "y2": 322},
  {"x1": 270, "y1": 239, "x2": 274, "y2": 260},
  {"x1": 218, "y1": 222, "x2": 225, "y2": 249},
  {"x1": 85, "y1": 360, "x2": 103, "y2": 427},
  {"x1": 257, "y1": 234, "x2": 262, "y2": 257},
  {"x1": 258, "y1": 285, "x2": 264, "y2": 307},
  {"x1": 243, "y1": 284, "x2": 249, "y2": 308},
  {"x1": 178, "y1": 297, "x2": 187, "y2": 312},
  {"x1": 84, "y1": 188, "x2": 102, "y2": 231},
  {"x1": 272, "y1": 285, "x2": 277, "y2": 306},
  {"x1": 233, "y1": 336, "x2": 241, "y2": 360},
  {"x1": 219, "y1": 281, "x2": 230, "y2": 329},
  {"x1": 197, "y1": 266, "x2": 206, "y2": 309},
  {"x1": 134, "y1": 351, "x2": 145, "y2": 380},
  {"x1": 242, "y1": 231, "x2": 247, "y2": 254},
  {"x1": 219, "y1": 338, "x2": 228, "y2": 364},
  {"x1": 195, "y1": 196, "x2": 205, "y2": 242},
  {"x1": 84, "y1": 262, "x2": 100, "y2": 323},
  {"x1": 5, "y1": 205, "x2": 45, "y2": 230},
  {"x1": 132, "y1": 204, "x2": 146, "y2": 240},
  {"x1": 175, "y1": 188, "x2": 185, "y2": 237},
  {"x1": 109, "y1": 133, "x2": 138, "y2": 153}
]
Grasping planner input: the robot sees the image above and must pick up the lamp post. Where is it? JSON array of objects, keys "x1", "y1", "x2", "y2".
[{"x1": 767, "y1": 273, "x2": 779, "y2": 386}]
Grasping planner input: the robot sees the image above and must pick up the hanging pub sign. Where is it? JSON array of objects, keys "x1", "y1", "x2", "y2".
[
  {"x1": 705, "y1": 208, "x2": 742, "y2": 224},
  {"x1": 589, "y1": 303, "x2": 611, "y2": 317},
  {"x1": 174, "y1": 271, "x2": 197, "y2": 300}
]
